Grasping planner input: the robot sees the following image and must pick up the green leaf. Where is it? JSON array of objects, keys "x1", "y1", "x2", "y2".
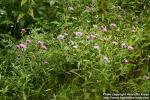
[
  {"x1": 0, "y1": 20, "x2": 13, "y2": 25},
  {"x1": 50, "y1": 1, "x2": 56, "y2": 6},
  {"x1": 21, "y1": 0, "x2": 28, "y2": 7},
  {"x1": 28, "y1": 8, "x2": 34, "y2": 18},
  {"x1": 17, "y1": 13, "x2": 25, "y2": 22}
]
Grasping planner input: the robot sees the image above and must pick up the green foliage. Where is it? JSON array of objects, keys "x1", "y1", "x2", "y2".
[{"x1": 0, "y1": 0, "x2": 150, "y2": 99}]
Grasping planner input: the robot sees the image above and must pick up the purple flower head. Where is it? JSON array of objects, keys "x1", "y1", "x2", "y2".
[
  {"x1": 57, "y1": 34, "x2": 64, "y2": 41},
  {"x1": 16, "y1": 43, "x2": 27, "y2": 51},
  {"x1": 19, "y1": 43, "x2": 27, "y2": 49},
  {"x1": 75, "y1": 32, "x2": 83, "y2": 37}
]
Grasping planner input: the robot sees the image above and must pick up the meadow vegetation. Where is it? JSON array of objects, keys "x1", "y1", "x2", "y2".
[{"x1": 0, "y1": 0, "x2": 150, "y2": 99}]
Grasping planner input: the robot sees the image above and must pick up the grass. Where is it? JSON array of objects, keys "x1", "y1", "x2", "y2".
[{"x1": 0, "y1": 0, "x2": 150, "y2": 99}]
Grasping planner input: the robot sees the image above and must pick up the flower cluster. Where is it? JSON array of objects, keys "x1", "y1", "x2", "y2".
[{"x1": 16, "y1": 40, "x2": 32, "y2": 51}]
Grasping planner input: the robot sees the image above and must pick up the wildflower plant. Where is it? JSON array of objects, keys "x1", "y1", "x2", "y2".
[{"x1": 0, "y1": 0, "x2": 149, "y2": 99}]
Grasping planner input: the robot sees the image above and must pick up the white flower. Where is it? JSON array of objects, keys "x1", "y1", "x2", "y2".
[
  {"x1": 93, "y1": 45, "x2": 100, "y2": 50},
  {"x1": 10, "y1": 25, "x2": 14, "y2": 28},
  {"x1": 128, "y1": 46, "x2": 134, "y2": 51},
  {"x1": 68, "y1": 7, "x2": 74, "y2": 11},
  {"x1": 72, "y1": 17, "x2": 77, "y2": 20},
  {"x1": 75, "y1": 32, "x2": 83, "y2": 37},
  {"x1": 101, "y1": 26, "x2": 107, "y2": 32},
  {"x1": 57, "y1": 34, "x2": 64, "y2": 41},
  {"x1": 121, "y1": 43, "x2": 128, "y2": 49},
  {"x1": 110, "y1": 23, "x2": 117, "y2": 28},
  {"x1": 123, "y1": 59, "x2": 128, "y2": 64},
  {"x1": 73, "y1": 45, "x2": 79, "y2": 49},
  {"x1": 132, "y1": 26, "x2": 136, "y2": 32},
  {"x1": 103, "y1": 56, "x2": 109, "y2": 62},
  {"x1": 1, "y1": 12, "x2": 4, "y2": 15},
  {"x1": 112, "y1": 41, "x2": 118, "y2": 45},
  {"x1": 143, "y1": 75, "x2": 150, "y2": 80}
]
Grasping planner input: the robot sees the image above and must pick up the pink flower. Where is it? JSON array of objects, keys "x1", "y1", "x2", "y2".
[
  {"x1": 75, "y1": 32, "x2": 83, "y2": 37},
  {"x1": 101, "y1": 26, "x2": 107, "y2": 32},
  {"x1": 19, "y1": 43, "x2": 27, "y2": 49},
  {"x1": 16, "y1": 43, "x2": 27, "y2": 51},
  {"x1": 87, "y1": 34, "x2": 96, "y2": 40},
  {"x1": 57, "y1": 34, "x2": 64, "y2": 41},
  {"x1": 21, "y1": 28, "x2": 27, "y2": 33}
]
